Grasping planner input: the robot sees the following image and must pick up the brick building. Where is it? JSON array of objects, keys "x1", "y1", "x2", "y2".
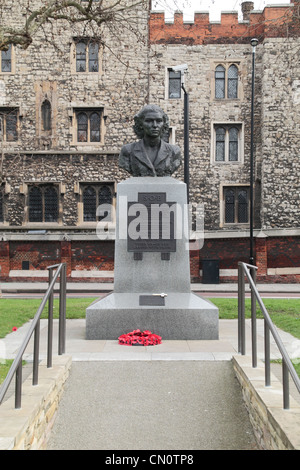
[{"x1": 0, "y1": 0, "x2": 299, "y2": 284}]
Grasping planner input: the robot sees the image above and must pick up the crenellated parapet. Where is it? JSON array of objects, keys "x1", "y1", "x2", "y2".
[{"x1": 150, "y1": 2, "x2": 298, "y2": 44}]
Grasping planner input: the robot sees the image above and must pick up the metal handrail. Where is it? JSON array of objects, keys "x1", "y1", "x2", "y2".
[
  {"x1": 0, "y1": 263, "x2": 67, "y2": 409},
  {"x1": 238, "y1": 261, "x2": 300, "y2": 409}
]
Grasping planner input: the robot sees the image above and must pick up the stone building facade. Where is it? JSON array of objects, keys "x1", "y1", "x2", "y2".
[{"x1": 0, "y1": 0, "x2": 299, "y2": 283}]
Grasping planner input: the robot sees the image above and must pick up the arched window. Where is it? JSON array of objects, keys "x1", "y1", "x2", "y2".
[
  {"x1": 75, "y1": 109, "x2": 103, "y2": 143},
  {"x1": 215, "y1": 65, "x2": 225, "y2": 99},
  {"x1": 41, "y1": 100, "x2": 52, "y2": 131},
  {"x1": 229, "y1": 127, "x2": 239, "y2": 161},
  {"x1": 77, "y1": 112, "x2": 88, "y2": 142},
  {"x1": 215, "y1": 127, "x2": 226, "y2": 161},
  {"x1": 83, "y1": 186, "x2": 96, "y2": 221},
  {"x1": 98, "y1": 185, "x2": 112, "y2": 221},
  {"x1": 224, "y1": 187, "x2": 249, "y2": 224},
  {"x1": 228, "y1": 65, "x2": 238, "y2": 99},
  {"x1": 90, "y1": 112, "x2": 101, "y2": 142}
]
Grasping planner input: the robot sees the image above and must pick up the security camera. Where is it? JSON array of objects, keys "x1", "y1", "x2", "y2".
[{"x1": 171, "y1": 64, "x2": 188, "y2": 73}]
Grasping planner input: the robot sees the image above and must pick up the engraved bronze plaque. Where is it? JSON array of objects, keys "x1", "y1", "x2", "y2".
[
  {"x1": 139, "y1": 295, "x2": 165, "y2": 306},
  {"x1": 127, "y1": 192, "x2": 176, "y2": 253}
]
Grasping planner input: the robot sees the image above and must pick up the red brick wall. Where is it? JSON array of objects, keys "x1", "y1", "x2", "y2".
[
  {"x1": 1, "y1": 236, "x2": 300, "y2": 283},
  {"x1": 149, "y1": 4, "x2": 297, "y2": 45}
]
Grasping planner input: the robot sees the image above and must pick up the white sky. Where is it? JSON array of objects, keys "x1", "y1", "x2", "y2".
[{"x1": 152, "y1": 0, "x2": 291, "y2": 21}]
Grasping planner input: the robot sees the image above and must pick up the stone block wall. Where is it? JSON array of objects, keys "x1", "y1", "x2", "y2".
[{"x1": 0, "y1": 355, "x2": 72, "y2": 450}]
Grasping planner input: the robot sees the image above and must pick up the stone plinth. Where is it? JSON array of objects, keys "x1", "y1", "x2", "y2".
[{"x1": 86, "y1": 177, "x2": 219, "y2": 340}]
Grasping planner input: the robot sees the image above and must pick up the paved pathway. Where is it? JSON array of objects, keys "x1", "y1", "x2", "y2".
[{"x1": 2, "y1": 317, "x2": 300, "y2": 450}]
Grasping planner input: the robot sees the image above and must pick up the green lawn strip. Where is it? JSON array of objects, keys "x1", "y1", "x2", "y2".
[{"x1": 0, "y1": 297, "x2": 299, "y2": 383}]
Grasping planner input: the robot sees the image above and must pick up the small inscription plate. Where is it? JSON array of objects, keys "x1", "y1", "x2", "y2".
[
  {"x1": 127, "y1": 192, "x2": 176, "y2": 253},
  {"x1": 139, "y1": 295, "x2": 165, "y2": 306}
]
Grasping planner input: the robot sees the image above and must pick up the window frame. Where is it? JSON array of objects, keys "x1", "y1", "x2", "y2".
[
  {"x1": 24, "y1": 183, "x2": 62, "y2": 226},
  {"x1": 220, "y1": 185, "x2": 250, "y2": 227},
  {"x1": 0, "y1": 44, "x2": 15, "y2": 74},
  {"x1": 71, "y1": 38, "x2": 102, "y2": 74},
  {"x1": 211, "y1": 122, "x2": 244, "y2": 165},
  {"x1": 79, "y1": 182, "x2": 115, "y2": 225},
  {"x1": 73, "y1": 108, "x2": 104, "y2": 145},
  {"x1": 213, "y1": 62, "x2": 240, "y2": 100},
  {"x1": 0, "y1": 108, "x2": 19, "y2": 143}
]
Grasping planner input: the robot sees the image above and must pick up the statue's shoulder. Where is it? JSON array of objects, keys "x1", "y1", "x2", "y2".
[
  {"x1": 163, "y1": 141, "x2": 181, "y2": 156},
  {"x1": 120, "y1": 141, "x2": 140, "y2": 156}
]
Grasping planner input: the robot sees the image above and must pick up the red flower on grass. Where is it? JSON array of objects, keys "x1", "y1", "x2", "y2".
[
  {"x1": 118, "y1": 329, "x2": 162, "y2": 346},
  {"x1": 12, "y1": 327, "x2": 17, "y2": 332}
]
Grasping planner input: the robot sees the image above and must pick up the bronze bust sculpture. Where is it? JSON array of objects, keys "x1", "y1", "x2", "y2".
[{"x1": 119, "y1": 105, "x2": 182, "y2": 177}]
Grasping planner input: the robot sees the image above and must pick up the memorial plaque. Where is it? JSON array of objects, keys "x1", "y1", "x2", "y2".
[
  {"x1": 127, "y1": 192, "x2": 176, "y2": 253},
  {"x1": 139, "y1": 295, "x2": 165, "y2": 306}
]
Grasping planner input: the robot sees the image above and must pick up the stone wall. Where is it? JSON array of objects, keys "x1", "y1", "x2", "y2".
[{"x1": 0, "y1": 355, "x2": 71, "y2": 450}]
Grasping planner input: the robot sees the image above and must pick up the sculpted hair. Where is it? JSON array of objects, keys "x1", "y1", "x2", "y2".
[{"x1": 133, "y1": 105, "x2": 170, "y2": 139}]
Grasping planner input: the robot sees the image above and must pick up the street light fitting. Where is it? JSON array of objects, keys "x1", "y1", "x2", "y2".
[{"x1": 251, "y1": 38, "x2": 259, "y2": 50}]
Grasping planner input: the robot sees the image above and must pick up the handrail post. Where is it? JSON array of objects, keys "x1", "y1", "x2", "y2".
[
  {"x1": 58, "y1": 263, "x2": 66, "y2": 355},
  {"x1": 15, "y1": 361, "x2": 22, "y2": 409},
  {"x1": 47, "y1": 267, "x2": 54, "y2": 368},
  {"x1": 32, "y1": 319, "x2": 40, "y2": 385},
  {"x1": 283, "y1": 360, "x2": 290, "y2": 410},
  {"x1": 238, "y1": 263, "x2": 246, "y2": 355},
  {"x1": 264, "y1": 319, "x2": 271, "y2": 386},
  {"x1": 250, "y1": 267, "x2": 257, "y2": 368}
]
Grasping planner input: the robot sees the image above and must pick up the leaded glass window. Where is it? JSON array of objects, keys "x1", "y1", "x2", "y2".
[
  {"x1": 83, "y1": 186, "x2": 96, "y2": 221},
  {"x1": 229, "y1": 127, "x2": 239, "y2": 161},
  {"x1": 224, "y1": 187, "x2": 249, "y2": 224},
  {"x1": 29, "y1": 187, "x2": 43, "y2": 222},
  {"x1": 98, "y1": 185, "x2": 112, "y2": 221},
  {"x1": 0, "y1": 109, "x2": 18, "y2": 142},
  {"x1": 215, "y1": 127, "x2": 225, "y2": 161},
  {"x1": 89, "y1": 42, "x2": 99, "y2": 72},
  {"x1": 228, "y1": 65, "x2": 238, "y2": 99},
  {"x1": 76, "y1": 41, "x2": 86, "y2": 72},
  {"x1": 82, "y1": 184, "x2": 114, "y2": 222},
  {"x1": 214, "y1": 125, "x2": 241, "y2": 163},
  {"x1": 44, "y1": 186, "x2": 58, "y2": 222},
  {"x1": 42, "y1": 100, "x2": 51, "y2": 131},
  {"x1": 1, "y1": 45, "x2": 11, "y2": 72},
  {"x1": 77, "y1": 112, "x2": 88, "y2": 142},
  {"x1": 90, "y1": 112, "x2": 101, "y2": 142},
  {"x1": 0, "y1": 187, "x2": 4, "y2": 222},
  {"x1": 76, "y1": 40, "x2": 99, "y2": 73},
  {"x1": 29, "y1": 185, "x2": 58, "y2": 223},
  {"x1": 225, "y1": 188, "x2": 235, "y2": 223},
  {"x1": 169, "y1": 70, "x2": 181, "y2": 99},
  {"x1": 215, "y1": 65, "x2": 225, "y2": 99},
  {"x1": 76, "y1": 109, "x2": 102, "y2": 143},
  {"x1": 238, "y1": 189, "x2": 248, "y2": 223}
]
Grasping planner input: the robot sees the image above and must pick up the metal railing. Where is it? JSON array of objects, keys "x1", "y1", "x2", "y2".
[
  {"x1": 0, "y1": 263, "x2": 67, "y2": 409},
  {"x1": 238, "y1": 261, "x2": 300, "y2": 409}
]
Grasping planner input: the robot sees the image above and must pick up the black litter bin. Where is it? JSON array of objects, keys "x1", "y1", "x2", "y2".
[{"x1": 202, "y1": 259, "x2": 220, "y2": 284}]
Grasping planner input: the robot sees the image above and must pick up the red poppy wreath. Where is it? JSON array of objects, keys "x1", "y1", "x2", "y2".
[{"x1": 118, "y1": 329, "x2": 162, "y2": 346}]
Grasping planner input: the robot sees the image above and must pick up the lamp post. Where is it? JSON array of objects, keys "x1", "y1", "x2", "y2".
[
  {"x1": 171, "y1": 64, "x2": 189, "y2": 203},
  {"x1": 250, "y1": 38, "x2": 258, "y2": 266}
]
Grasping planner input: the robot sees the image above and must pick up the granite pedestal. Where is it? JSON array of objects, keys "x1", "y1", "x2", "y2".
[{"x1": 86, "y1": 177, "x2": 219, "y2": 340}]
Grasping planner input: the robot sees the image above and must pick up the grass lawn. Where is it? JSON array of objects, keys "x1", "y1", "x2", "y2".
[
  {"x1": 0, "y1": 296, "x2": 299, "y2": 384},
  {"x1": 0, "y1": 296, "x2": 299, "y2": 339}
]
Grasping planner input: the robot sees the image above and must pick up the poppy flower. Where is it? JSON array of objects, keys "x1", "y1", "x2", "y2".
[
  {"x1": 12, "y1": 327, "x2": 18, "y2": 332},
  {"x1": 118, "y1": 329, "x2": 162, "y2": 346}
]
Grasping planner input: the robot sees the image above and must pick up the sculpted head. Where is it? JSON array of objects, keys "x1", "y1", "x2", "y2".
[{"x1": 133, "y1": 105, "x2": 170, "y2": 140}]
